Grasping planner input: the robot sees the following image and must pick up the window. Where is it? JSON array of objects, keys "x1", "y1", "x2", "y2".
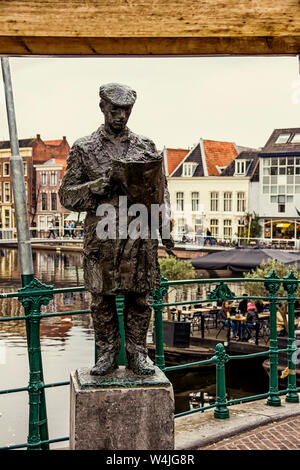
[
  {"x1": 4, "y1": 209, "x2": 10, "y2": 228},
  {"x1": 50, "y1": 172, "x2": 57, "y2": 186},
  {"x1": 3, "y1": 162, "x2": 9, "y2": 176},
  {"x1": 25, "y1": 182, "x2": 28, "y2": 199},
  {"x1": 224, "y1": 192, "x2": 232, "y2": 211},
  {"x1": 210, "y1": 219, "x2": 219, "y2": 237},
  {"x1": 0, "y1": 184, "x2": 2, "y2": 202},
  {"x1": 235, "y1": 160, "x2": 248, "y2": 175},
  {"x1": 291, "y1": 133, "x2": 300, "y2": 143},
  {"x1": 275, "y1": 134, "x2": 290, "y2": 144},
  {"x1": 237, "y1": 192, "x2": 245, "y2": 212},
  {"x1": 41, "y1": 172, "x2": 47, "y2": 185},
  {"x1": 176, "y1": 192, "x2": 184, "y2": 211},
  {"x1": 191, "y1": 192, "x2": 199, "y2": 211},
  {"x1": 51, "y1": 193, "x2": 57, "y2": 211},
  {"x1": 182, "y1": 162, "x2": 197, "y2": 177},
  {"x1": 41, "y1": 193, "x2": 47, "y2": 211},
  {"x1": 177, "y1": 218, "x2": 185, "y2": 237},
  {"x1": 39, "y1": 216, "x2": 45, "y2": 230},
  {"x1": 210, "y1": 192, "x2": 219, "y2": 211},
  {"x1": 223, "y1": 219, "x2": 232, "y2": 239},
  {"x1": 278, "y1": 204, "x2": 285, "y2": 213},
  {"x1": 4, "y1": 182, "x2": 10, "y2": 202},
  {"x1": 23, "y1": 162, "x2": 27, "y2": 176}
]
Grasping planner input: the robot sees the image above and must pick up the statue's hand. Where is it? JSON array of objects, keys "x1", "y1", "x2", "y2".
[
  {"x1": 162, "y1": 236, "x2": 175, "y2": 250},
  {"x1": 89, "y1": 174, "x2": 111, "y2": 196}
]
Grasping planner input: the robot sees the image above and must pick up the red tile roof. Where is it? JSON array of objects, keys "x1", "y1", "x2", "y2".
[
  {"x1": 165, "y1": 148, "x2": 189, "y2": 175},
  {"x1": 203, "y1": 140, "x2": 238, "y2": 176},
  {"x1": 44, "y1": 139, "x2": 63, "y2": 146}
]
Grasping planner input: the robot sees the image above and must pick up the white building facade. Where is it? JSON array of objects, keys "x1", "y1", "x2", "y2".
[{"x1": 168, "y1": 176, "x2": 250, "y2": 242}]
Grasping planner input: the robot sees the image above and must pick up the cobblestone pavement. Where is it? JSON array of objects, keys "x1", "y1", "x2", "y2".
[{"x1": 201, "y1": 416, "x2": 300, "y2": 450}]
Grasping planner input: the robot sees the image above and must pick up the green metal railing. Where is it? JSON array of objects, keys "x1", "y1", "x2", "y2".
[{"x1": 0, "y1": 269, "x2": 300, "y2": 449}]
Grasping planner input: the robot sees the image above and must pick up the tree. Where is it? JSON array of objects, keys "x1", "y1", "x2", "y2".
[
  {"x1": 243, "y1": 258, "x2": 300, "y2": 330},
  {"x1": 159, "y1": 257, "x2": 196, "y2": 320},
  {"x1": 239, "y1": 212, "x2": 261, "y2": 242}
]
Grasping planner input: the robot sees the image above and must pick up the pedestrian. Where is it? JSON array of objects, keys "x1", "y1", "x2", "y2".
[
  {"x1": 64, "y1": 220, "x2": 70, "y2": 237},
  {"x1": 243, "y1": 301, "x2": 258, "y2": 343},
  {"x1": 218, "y1": 300, "x2": 238, "y2": 339},
  {"x1": 70, "y1": 220, "x2": 76, "y2": 238},
  {"x1": 204, "y1": 228, "x2": 212, "y2": 246},
  {"x1": 47, "y1": 220, "x2": 56, "y2": 239}
]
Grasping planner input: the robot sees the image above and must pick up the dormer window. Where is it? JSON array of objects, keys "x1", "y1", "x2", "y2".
[
  {"x1": 275, "y1": 134, "x2": 290, "y2": 144},
  {"x1": 182, "y1": 162, "x2": 197, "y2": 177},
  {"x1": 235, "y1": 160, "x2": 248, "y2": 175},
  {"x1": 291, "y1": 133, "x2": 300, "y2": 143}
]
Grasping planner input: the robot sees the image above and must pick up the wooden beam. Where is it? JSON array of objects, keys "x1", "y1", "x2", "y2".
[{"x1": 0, "y1": 1, "x2": 300, "y2": 56}]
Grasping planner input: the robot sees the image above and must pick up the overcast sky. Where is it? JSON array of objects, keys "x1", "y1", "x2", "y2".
[{"x1": 0, "y1": 56, "x2": 299, "y2": 151}]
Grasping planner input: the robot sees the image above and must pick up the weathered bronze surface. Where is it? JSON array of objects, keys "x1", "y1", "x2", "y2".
[
  {"x1": 59, "y1": 83, "x2": 173, "y2": 376},
  {"x1": 76, "y1": 366, "x2": 171, "y2": 389}
]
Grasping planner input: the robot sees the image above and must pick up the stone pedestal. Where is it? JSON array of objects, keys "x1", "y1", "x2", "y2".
[{"x1": 70, "y1": 366, "x2": 174, "y2": 450}]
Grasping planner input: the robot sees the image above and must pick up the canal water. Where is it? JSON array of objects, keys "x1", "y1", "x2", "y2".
[{"x1": 0, "y1": 248, "x2": 269, "y2": 449}]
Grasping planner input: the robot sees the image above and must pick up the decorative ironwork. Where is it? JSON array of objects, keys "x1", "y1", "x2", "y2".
[
  {"x1": 264, "y1": 269, "x2": 281, "y2": 295},
  {"x1": 152, "y1": 275, "x2": 169, "y2": 304},
  {"x1": 283, "y1": 270, "x2": 298, "y2": 297},
  {"x1": 18, "y1": 277, "x2": 54, "y2": 310},
  {"x1": 207, "y1": 282, "x2": 235, "y2": 303}
]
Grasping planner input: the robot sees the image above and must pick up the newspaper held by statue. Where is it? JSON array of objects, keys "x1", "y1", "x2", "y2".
[{"x1": 110, "y1": 157, "x2": 165, "y2": 211}]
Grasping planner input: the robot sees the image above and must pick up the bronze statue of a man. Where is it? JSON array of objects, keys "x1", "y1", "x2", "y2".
[{"x1": 59, "y1": 83, "x2": 173, "y2": 376}]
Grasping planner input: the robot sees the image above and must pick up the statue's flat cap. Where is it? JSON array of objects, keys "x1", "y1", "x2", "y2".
[{"x1": 99, "y1": 83, "x2": 137, "y2": 106}]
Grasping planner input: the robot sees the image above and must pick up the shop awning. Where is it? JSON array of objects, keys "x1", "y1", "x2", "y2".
[{"x1": 190, "y1": 248, "x2": 300, "y2": 272}]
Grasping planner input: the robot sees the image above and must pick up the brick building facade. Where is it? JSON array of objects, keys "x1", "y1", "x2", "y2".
[{"x1": 0, "y1": 135, "x2": 69, "y2": 237}]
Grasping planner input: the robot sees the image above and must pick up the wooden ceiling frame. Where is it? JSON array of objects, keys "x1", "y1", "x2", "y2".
[{"x1": 0, "y1": 1, "x2": 300, "y2": 56}]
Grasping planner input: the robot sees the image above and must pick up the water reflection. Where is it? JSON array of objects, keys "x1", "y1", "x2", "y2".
[{"x1": 0, "y1": 248, "x2": 84, "y2": 288}]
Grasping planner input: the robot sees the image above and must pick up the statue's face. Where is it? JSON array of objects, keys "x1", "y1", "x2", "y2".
[{"x1": 101, "y1": 99, "x2": 132, "y2": 134}]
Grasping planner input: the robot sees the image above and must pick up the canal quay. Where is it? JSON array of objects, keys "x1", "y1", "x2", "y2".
[{"x1": 1, "y1": 246, "x2": 300, "y2": 450}]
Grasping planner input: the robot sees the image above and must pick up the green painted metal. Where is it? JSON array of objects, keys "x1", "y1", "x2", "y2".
[
  {"x1": 214, "y1": 343, "x2": 230, "y2": 419},
  {"x1": 19, "y1": 278, "x2": 54, "y2": 450},
  {"x1": 116, "y1": 295, "x2": 126, "y2": 366},
  {"x1": 152, "y1": 275, "x2": 169, "y2": 371},
  {"x1": 283, "y1": 271, "x2": 300, "y2": 403},
  {"x1": 264, "y1": 270, "x2": 281, "y2": 407}
]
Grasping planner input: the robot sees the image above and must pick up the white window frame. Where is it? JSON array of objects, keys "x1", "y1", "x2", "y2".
[
  {"x1": 4, "y1": 182, "x2": 10, "y2": 202},
  {"x1": 210, "y1": 192, "x2": 219, "y2": 212},
  {"x1": 237, "y1": 192, "x2": 246, "y2": 212},
  {"x1": 275, "y1": 134, "x2": 290, "y2": 144},
  {"x1": 224, "y1": 192, "x2": 232, "y2": 212},
  {"x1": 41, "y1": 172, "x2": 47, "y2": 185},
  {"x1": 191, "y1": 192, "x2": 199, "y2": 212},
  {"x1": 176, "y1": 192, "x2": 184, "y2": 211},
  {"x1": 223, "y1": 219, "x2": 232, "y2": 239},
  {"x1": 3, "y1": 162, "x2": 10, "y2": 177},
  {"x1": 50, "y1": 172, "x2": 57, "y2": 186},
  {"x1": 182, "y1": 162, "x2": 197, "y2": 177},
  {"x1": 210, "y1": 219, "x2": 219, "y2": 237}
]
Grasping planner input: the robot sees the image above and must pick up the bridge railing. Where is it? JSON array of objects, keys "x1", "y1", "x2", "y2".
[{"x1": 0, "y1": 271, "x2": 299, "y2": 449}]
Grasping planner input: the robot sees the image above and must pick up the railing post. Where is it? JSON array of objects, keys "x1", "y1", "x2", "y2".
[
  {"x1": 283, "y1": 271, "x2": 299, "y2": 403},
  {"x1": 116, "y1": 294, "x2": 126, "y2": 366},
  {"x1": 214, "y1": 343, "x2": 229, "y2": 419},
  {"x1": 152, "y1": 276, "x2": 168, "y2": 372},
  {"x1": 19, "y1": 279, "x2": 53, "y2": 450},
  {"x1": 265, "y1": 270, "x2": 281, "y2": 407}
]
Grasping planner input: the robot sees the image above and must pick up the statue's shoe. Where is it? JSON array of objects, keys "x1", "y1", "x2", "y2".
[
  {"x1": 90, "y1": 353, "x2": 118, "y2": 376},
  {"x1": 126, "y1": 351, "x2": 155, "y2": 376}
]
